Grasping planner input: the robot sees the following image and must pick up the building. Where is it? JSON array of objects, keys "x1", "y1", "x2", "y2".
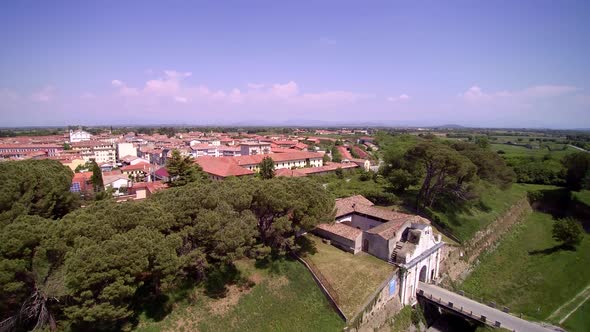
[
  {"x1": 130, "y1": 181, "x2": 168, "y2": 199},
  {"x1": 313, "y1": 195, "x2": 443, "y2": 305},
  {"x1": 195, "y1": 156, "x2": 255, "y2": 180},
  {"x1": 120, "y1": 162, "x2": 153, "y2": 182},
  {"x1": 69, "y1": 129, "x2": 91, "y2": 143},
  {"x1": 71, "y1": 141, "x2": 116, "y2": 164},
  {"x1": 239, "y1": 142, "x2": 271, "y2": 156},
  {"x1": 103, "y1": 173, "x2": 131, "y2": 196},
  {"x1": 117, "y1": 143, "x2": 137, "y2": 160},
  {"x1": 232, "y1": 151, "x2": 324, "y2": 172},
  {"x1": 0, "y1": 144, "x2": 63, "y2": 159}
]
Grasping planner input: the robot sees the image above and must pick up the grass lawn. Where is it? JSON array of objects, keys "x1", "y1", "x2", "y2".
[
  {"x1": 460, "y1": 211, "x2": 590, "y2": 321},
  {"x1": 302, "y1": 234, "x2": 395, "y2": 318},
  {"x1": 572, "y1": 190, "x2": 590, "y2": 207},
  {"x1": 562, "y1": 298, "x2": 590, "y2": 332},
  {"x1": 135, "y1": 259, "x2": 344, "y2": 332},
  {"x1": 429, "y1": 183, "x2": 530, "y2": 242}
]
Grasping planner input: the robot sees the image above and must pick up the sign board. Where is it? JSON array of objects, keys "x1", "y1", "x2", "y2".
[{"x1": 388, "y1": 278, "x2": 396, "y2": 298}]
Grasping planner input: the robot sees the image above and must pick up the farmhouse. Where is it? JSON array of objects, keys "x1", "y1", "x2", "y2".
[{"x1": 313, "y1": 195, "x2": 443, "y2": 305}]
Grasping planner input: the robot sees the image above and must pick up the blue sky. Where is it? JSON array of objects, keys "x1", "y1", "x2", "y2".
[{"x1": 0, "y1": 1, "x2": 589, "y2": 128}]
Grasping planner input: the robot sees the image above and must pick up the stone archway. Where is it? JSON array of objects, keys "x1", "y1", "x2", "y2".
[{"x1": 419, "y1": 265, "x2": 427, "y2": 282}]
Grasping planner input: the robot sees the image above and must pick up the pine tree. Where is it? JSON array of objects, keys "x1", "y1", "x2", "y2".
[{"x1": 258, "y1": 156, "x2": 275, "y2": 179}]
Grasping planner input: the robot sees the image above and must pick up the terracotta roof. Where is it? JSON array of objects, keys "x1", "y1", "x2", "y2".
[
  {"x1": 195, "y1": 157, "x2": 254, "y2": 178},
  {"x1": 337, "y1": 146, "x2": 353, "y2": 160},
  {"x1": 232, "y1": 151, "x2": 323, "y2": 166},
  {"x1": 315, "y1": 223, "x2": 362, "y2": 241},
  {"x1": 154, "y1": 167, "x2": 169, "y2": 178},
  {"x1": 102, "y1": 170, "x2": 123, "y2": 177},
  {"x1": 275, "y1": 168, "x2": 306, "y2": 177},
  {"x1": 132, "y1": 181, "x2": 168, "y2": 193},
  {"x1": 298, "y1": 162, "x2": 358, "y2": 175},
  {"x1": 366, "y1": 219, "x2": 410, "y2": 240},
  {"x1": 334, "y1": 195, "x2": 375, "y2": 217},
  {"x1": 103, "y1": 174, "x2": 130, "y2": 186},
  {"x1": 121, "y1": 162, "x2": 152, "y2": 172}
]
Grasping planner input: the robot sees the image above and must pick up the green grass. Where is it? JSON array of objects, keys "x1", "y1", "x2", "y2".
[
  {"x1": 572, "y1": 190, "x2": 590, "y2": 207},
  {"x1": 491, "y1": 143, "x2": 575, "y2": 158},
  {"x1": 429, "y1": 183, "x2": 530, "y2": 242},
  {"x1": 135, "y1": 259, "x2": 344, "y2": 332},
  {"x1": 389, "y1": 306, "x2": 413, "y2": 332},
  {"x1": 562, "y1": 298, "x2": 590, "y2": 332},
  {"x1": 302, "y1": 235, "x2": 394, "y2": 318},
  {"x1": 461, "y1": 211, "x2": 590, "y2": 321}
]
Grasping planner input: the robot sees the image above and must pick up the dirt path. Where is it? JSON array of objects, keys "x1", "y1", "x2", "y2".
[{"x1": 546, "y1": 284, "x2": 590, "y2": 323}]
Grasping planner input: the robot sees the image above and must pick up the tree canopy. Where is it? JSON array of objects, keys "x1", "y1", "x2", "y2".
[
  {"x1": 165, "y1": 150, "x2": 207, "y2": 187},
  {"x1": 0, "y1": 165, "x2": 335, "y2": 330},
  {"x1": 0, "y1": 160, "x2": 78, "y2": 226},
  {"x1": 552, "y1": 217, "x2": 583, "y2": 247},
  {"x1": 258, "y1": 156, "x2": 275, "y2": 179}
]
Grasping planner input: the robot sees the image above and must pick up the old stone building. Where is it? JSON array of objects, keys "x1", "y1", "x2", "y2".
[{"x1": 313, "y1": 195, "x2": 444, "y2": 305}]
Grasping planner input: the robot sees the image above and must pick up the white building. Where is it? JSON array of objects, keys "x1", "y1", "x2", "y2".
[
  {"x1": 71, "y1": 142, "x2": 116, "y2": 164},
  {"x1": 239, "y1": 142, "x2": 271, "y2": 156},
  {"x1": 313, "y1": 195, "x2": 443, "y2": 306},
  {"x1": 103, "y1": 174, "x2": 131, "y2": 196},
  {"x1": 69, "y1": 129, "x2": 91, "y2": 143},
  {"x1": 117, "y1": 143, "x2": 137, "y2": 160}
]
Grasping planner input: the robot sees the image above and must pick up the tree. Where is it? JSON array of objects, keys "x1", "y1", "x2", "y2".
[
  {"x1": 405, "y1": 142, "x2": 477, "y2": 209},
  {"x1": 166, "y1": 150, "x2": 206, "y2": 187},
  {"x1": 552, "y1": 217, "x2": 583, "y2": 247},
  {"x1": 562, "y1": 152, "x2": 590, "y2": 190},
  {"x1": 322, "y1": 153, "x2": 330, "y2": 163},
  {"x1": 249, "y1": 177, "x2": 335, "y2": 255},
  {"x1": 452, "y1": 141, "x2": 515, "y2": 188},
  {"x1": 90, "y1": 161, "x2": 104, "y2": 191},
  {"x1": 259, "y1": 156, "x2": 275, "y2": 179},
  {"x1": 0, "y1": 160, "x2": 78, "y2": 225}
]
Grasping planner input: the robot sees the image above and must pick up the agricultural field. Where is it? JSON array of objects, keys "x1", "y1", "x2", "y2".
[
  {"x1": 460, "y1": 210, "x2": 590, "y2": 323},
  {"x1": 135, "y1": 259, "x2": 344, "y2": 332}
]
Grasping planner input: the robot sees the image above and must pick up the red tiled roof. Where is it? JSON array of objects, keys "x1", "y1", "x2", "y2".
[
  {"x1": 274, "y1": 168, "x2": 306, "y2": 177},
  {"x1": 315, "y1": 223, "x2": 362, "y2": 241},
  {"x1": 298, "y1": 162, "x2": 358, "y2": 175},
  {"x1": 334, "y1": 195, "x2": 375, "y2": 217},
  {"x1": 195, "y1": 157, "x2": 254, "y2": 178},
  {"x1": 337, "y1": 146, "x2": 353, "y2": 160},
  {"x1": 121, "y1": 162, "x2": 152, "y2": 172}
]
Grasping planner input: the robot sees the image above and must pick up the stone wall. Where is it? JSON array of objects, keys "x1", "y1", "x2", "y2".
[{"x1": 439, "y1": 197, "x2": 533, "y2": 283}]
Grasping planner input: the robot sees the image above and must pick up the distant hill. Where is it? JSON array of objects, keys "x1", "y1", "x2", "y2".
[{"x1": 430, "y1": 124, "x2": 466, "y2": 129}]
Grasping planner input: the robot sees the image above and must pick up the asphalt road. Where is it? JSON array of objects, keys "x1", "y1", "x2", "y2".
[{"x1": 418, "y1": 282, "x2": 563, "y2": 332}]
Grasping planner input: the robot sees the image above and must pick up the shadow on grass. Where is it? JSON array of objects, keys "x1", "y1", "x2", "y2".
[
  {"x1": 295, "y1": 235, "x2": 318, "y2": 256},
  {"x1": 204, "y1": 263, "x2": 242, "y2": 299},
  {"x1": 528, "y1": 243, "x2": 577, "y2": 255}
]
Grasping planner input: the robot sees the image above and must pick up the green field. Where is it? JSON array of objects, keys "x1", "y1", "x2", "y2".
[
  {"x1": 572, "y1": 190, "x2": 590, "y2": 207},
  {"x1": 302, "y1": 235, "x2": 394, "y2": 318},
  {"x1": 562, "y1": 298, "x2": 590, "y2": 332},
  {"x1": 135, "y1": 259, "x2": 344, "y2": 332},
  {"x1": 490, "y1": 143, "x2": 574, "y2": 159},
  {"x1": 461, "y1": 211, "x2": 590, "y2": 321},
  {"x1": 429, "y1": 183, "x2": 530, "y2": 242}
]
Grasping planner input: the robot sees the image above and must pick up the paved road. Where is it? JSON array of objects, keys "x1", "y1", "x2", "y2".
[{"x1": 417, "y1": 282, "x2": 562, "y2": 332}]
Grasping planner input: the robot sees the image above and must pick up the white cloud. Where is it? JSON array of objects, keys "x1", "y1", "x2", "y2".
[
  {"x1": 460, "y1": 84, "x2": 579, "y2": 103},
  {"x1": 108, "y1": 70, "x2": 374, "y2": 111},
  {"x1": 247, "y1": 83, "x2": 264, "y2": 89},
  {"x1": 388, "y1": 94, "x2": 411, "y2": 102},
  {"x1": 31, "y1": 86, "x2": 56, "y2": 102}
]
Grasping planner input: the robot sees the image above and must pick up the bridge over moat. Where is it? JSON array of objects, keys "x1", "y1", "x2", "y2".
[{"x1": 417, "y1": 282, "x2": 563, "y2": 332}]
